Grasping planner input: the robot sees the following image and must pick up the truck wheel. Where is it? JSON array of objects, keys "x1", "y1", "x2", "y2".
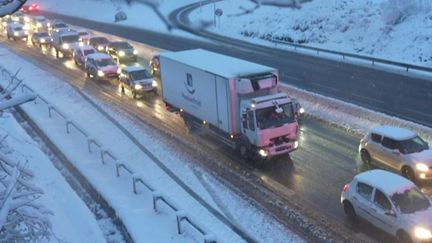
[
  {"x1": 182, "y1": 114, "x2": 195, "y2": 131},
  {"x1": 236, "y1": 136, "x2": 251, "y2": 159}
]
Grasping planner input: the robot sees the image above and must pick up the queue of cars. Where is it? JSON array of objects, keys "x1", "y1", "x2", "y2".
[
  {"x1": 2, "y1": 10, "x2": 431, "y2": 243},
  {"x1": 1, "y1": 11, "x2": 158, "y2": 98}
]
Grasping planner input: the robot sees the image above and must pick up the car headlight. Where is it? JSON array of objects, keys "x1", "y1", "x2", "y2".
[
  {"x1": 414, "y1": 227, "x2": 432, "y2": 239},
  {"x1": 258, "y1": 149, "x2": 268, "y2": 157},
  {"x1": 97, "y1": 70, "x2": 105, "y2": 77},
  {"x1": 62, "y1": 43, "x2": 69, "y2": 49},
  {"x1": 133, "y1": 49, "x2": 138, "y2": 55},
  {"x1": 24, "y1": 16, "x2": 30, "y2": 22},
  {"x1": 37, "y1": 23, "x2": 42, "y2": 27},
  {"x1": 47, "y1": 22, "x2": 51, "y2": 27},
  {"x1": 152, "y1": 80, "x2": 157, "y2": 87},
  {"x1": 299, "y1": 107, "x2": 305, "y2": 114},
  {"x1": 416, "y1": 163, "x2": 429, "y2": 172},
  {"x1": 40, "y1": 38, "x2": 45, "y2": 43},
  {"x1": 79, "y1": 42, "x2": 84, "y2": 46},
  {"x1": 97, "y1": 45, "x2": 104, "y2": 51},
  {"x1": 24, "y1": 31, "x2": 28, "y2": 35},
  {"x1": 134, "y1": 84, "x2": 142, "y2": 90},
  {"x1": 119, "y1": 51, "x2": 125, "y2": 57},
  {"x1": 13, "y1": 32, "x2": 18, "y2": 36},
  {"x1": 23, "y1": 24, "x2": 29, "y2": 30}
]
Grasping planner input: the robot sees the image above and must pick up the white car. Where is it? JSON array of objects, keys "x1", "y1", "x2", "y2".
[
  {"x1": 341, "y1": 169, "x2": 432, "y2": 243},
  {"x1": 6, "y1": 23, "x2": 28, "y2": 41},
  {"x1": 76, "y1": 29, "x2": 92, "y2": 42},
  {"x1": 359, "y1": 126, "x2": 432, "y2": 182}
]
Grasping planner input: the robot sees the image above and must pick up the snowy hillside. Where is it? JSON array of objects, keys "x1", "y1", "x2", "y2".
[{"x1": 192, "y1": 0, "x2": 432, "y2": 67}]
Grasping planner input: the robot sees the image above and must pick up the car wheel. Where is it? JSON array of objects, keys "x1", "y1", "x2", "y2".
[
  {"x1": 343, "y1": 201, "x2": 356, "y2": 221},
  {"x1": 86, "y1": 71, "x2": 90, "y2": 78},
  {"x1": 55, "y1": 49, "x2": 59, "y2": 58},
  {"x1": 31, "y1": 40, "x2": 35, "y2": 46},
  {"x1": 132, "y1": 91, "x2": 137, "y2": 99},
  {"x1": 401, "y1": 166, "x2": 416, "y2": 183},
  {"x1": 121, "y1": 85, "x2": 125, "y2": 94},
  {"x1": 360, "y1": 149, "x2": 371, "y2": 165},
  {"x1": 153, "y1": 89, "x2": 157, "y2": 95},
  {"x1": 397, "y1": 230, "x2": 413, "y2": 243}
]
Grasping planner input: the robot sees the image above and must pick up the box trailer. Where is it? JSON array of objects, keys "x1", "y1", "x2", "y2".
[{"x1": 160, "y1": 49, "x2": 299, "y2": 159}]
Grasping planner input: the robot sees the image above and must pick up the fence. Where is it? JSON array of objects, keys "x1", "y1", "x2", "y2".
[{"x1": 1, "y1": 67, "x2": 216, "y2": 243}]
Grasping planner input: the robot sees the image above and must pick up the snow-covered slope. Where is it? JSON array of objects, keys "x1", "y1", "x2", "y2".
[{"x1": 191, "y1": 0, "x2": 432, "y2": 67}]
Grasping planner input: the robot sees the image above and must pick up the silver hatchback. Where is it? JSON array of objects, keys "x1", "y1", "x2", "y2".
[{"x1": 359, "y1": 126, "x2": 432, "y2": 182}]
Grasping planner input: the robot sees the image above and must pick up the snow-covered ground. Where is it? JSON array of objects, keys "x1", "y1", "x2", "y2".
[
  {"x1": 31, "y1": 0, "x2": 432, "y2": 68},
  {"x1": 190, "y1": 0, "x2": 432, "y2": 67},
  {"x1": 0, "y1": 45, "x2": 306, "y2": 242},
  {"x1": 0, "y1": 112, "x2": 106, "y2": 242}
]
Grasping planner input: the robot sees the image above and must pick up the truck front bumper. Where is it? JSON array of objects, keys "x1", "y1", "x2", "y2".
[{"x1": 260, "y1": 141, "x2": 299, "y2": 158}]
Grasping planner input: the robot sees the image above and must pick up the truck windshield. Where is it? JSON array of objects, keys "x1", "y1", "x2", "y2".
[{"x1": 256, "y1": 103, "x2": 295, "y2": 130}]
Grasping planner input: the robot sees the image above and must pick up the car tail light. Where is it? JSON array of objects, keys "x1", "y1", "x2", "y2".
[{"x1": 342, "y1": 184, "x2": 350, "y2": 192}]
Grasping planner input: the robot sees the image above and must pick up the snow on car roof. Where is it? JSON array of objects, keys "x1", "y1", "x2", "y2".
[
  {"x1": 8, "y1": 23, "x2": 23, "y2": 28},
  {"x1": 87, "y1": 53, "x2": 112, "y2": 60},
  {"x1": 160, "y1": 49, "x2": 275, "y2": 78},
  {"x1": 372, "y1": 126, "x2": 416, "y2": 141},
  {"x1": 122, "y1": 66, "x2": 146, "y2": 72},
  {"x1": 355, "y1": 169, "x2": 415, "y2": 195}
]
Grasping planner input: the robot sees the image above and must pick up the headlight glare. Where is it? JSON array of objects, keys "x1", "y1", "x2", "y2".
[
  {"x1": 299, "y1": 107, "x2": 305, "y2": 114},
  {"x1": 62, "y1": 43, "x2": 69, "y2": 49},
  {"x1": 258, "y1": 149, "x2": 268, "y2": 157},
  {"x1": 416, "y1": 163, "x2": 429, "y2": 172},
  {"x1": 40, "y1": 38, "x2": 45, "y2": 43},
  {"x1": 97, "y1": 70, "x2": 105, "y2": 77},
  {"x1": 97, "y1": 45, "x2": 103, "y2": 51},
  {"x1": 414, "y1": 227, "x2": 432, "y2": 239},
  {"x1": 133, "y1": 49, "x2": 138, "y2": 55},
  {"x1": 152, "y1": 80, "x2": 157, "y2": 87},
  {"x1": 119, "y1": 51, "x2": 125, "y2": 57},
  {"x1": 134, "y1": 84, "x2": 142, "y2": 90}
]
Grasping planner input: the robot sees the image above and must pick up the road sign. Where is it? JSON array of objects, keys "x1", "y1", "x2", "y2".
[{"x1": 215, "y1": 8, "x2": 223, "y2": 17}]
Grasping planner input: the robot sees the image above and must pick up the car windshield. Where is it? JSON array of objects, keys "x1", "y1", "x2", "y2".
[
  {"x1": 54, "y1": 23, "x2": 67, "y2": 28},
  {"x1": 14, "y1": 27, "x2": 23, "y2": 31},
  {"x1": 130, "y1": 70, "x2": 152, "y2": 81},
  {"x1": 256, "y1": 103, "x2": 295, "y2": 130},
  {"x1": 36, "y1": 16, "x2": 46, "y2": 21},
  {"x1": 83, "y1": 49, "x2": 95, "y2": 56},
  {"x1": 92, "y1": 37, "x2": 109, "y2": 44},
  {"x1": 391, "y1": 187, "x2": 431, "y2": 214},
  {"x1": 96, "y1": 58, "x2": 115, "y2": 67},
  {"x1": 79, "y1": 31, "x2": 88, "y2": 36},
  {"x1": 62, "y1": 35, "x2": 79, "y2": 43},
  {"x1": 112, "y1": 42, "x2": 132, "y2": 49},
  {"x1": 399, "y1": 136, "x2": 429, "y2": 154},
  {"x1": 38, "y1": 32, "x2": 49, "y2": 37}
]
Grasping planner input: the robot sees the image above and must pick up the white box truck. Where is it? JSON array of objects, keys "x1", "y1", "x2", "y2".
[{"x1": 160, "y1": 49, "x2": 299, "y2": 159}]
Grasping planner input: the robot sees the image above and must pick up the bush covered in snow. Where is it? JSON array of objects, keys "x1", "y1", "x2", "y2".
[
  {"x1": 0, "y1": 139, "x2": 53, "y2": 242},
  {"x1": 381, "y1": 0, "x2": 431, "y2": 25}
]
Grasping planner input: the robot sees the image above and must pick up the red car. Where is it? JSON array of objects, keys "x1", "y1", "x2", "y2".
[{"x1": 21, "y1": 4, "x2": 40, "y2": 13}]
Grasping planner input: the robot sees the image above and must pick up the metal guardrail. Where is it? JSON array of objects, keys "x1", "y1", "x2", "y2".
[
  {"x1": 9, "y1": 72, "x2": 216, "y2": 243},
  {"x1": 270, "y1": 39, "x2": 432, "y2": 73}
]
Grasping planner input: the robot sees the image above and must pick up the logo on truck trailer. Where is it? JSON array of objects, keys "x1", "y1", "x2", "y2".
[{"x1": 185, "y1": 73, "x2": 195, "y2": 94}]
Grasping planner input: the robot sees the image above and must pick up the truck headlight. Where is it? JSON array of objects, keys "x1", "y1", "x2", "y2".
[
  {"x1": 40, "y1": 38, "x2": 45, "y2": 43},
  {"x1": 117, "y1": 68, "x2": 121, "y2": 74},
  {"x1": 62, "y1": 43, "x2": 69, "y2": 49},
  {"x1": 133, "y1": 49, "x2": 138, "y2": 55},
  {"x1": 119, "y1": 51, "x2": 125, "y2": 57},
  {"x1": 416, "y1": 163, "x2": 429, "y2": 172},
  {"x1": 293, "y1": 141, "x2": 299, "y2": 149},
  {"x1": 97, "y1": 70, "x2": 105, "y2": 77},
  {"x1": 152, "y1": 80, "x2": 157, "y2": 87},
  {"x1": 414, "y1": 227, "x2": 432, "y2": 239},
  {"x1": 134, "y1": 84, "x2": 142, "y2": 90},
  {"x1": 258, "y1": 149, "x2": 268, "y2": 157},
  {"x1": 299, "y1": 107, "x2": 305, "y2": 114}
]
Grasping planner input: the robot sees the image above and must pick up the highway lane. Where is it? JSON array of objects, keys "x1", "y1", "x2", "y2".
[{"x1": 2, "y1": 25, "x2": 431, "y2": 242}]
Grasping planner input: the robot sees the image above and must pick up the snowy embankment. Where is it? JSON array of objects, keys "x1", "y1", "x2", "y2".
[
  {"x1": 0, "y1": 45, "x2": 306, "y2": 242},
  {"x1": 0, "y1": 113, "x2": 106, "y2": 242},
  {"x1": 191, "y1": 0, "x2": 432, "y2": 68}
]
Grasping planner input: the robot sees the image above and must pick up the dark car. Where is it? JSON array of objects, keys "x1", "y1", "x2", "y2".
[
  {"x1": 87, "y1": 36, "x2": 110, "y2": 52},
  {"x1": 106, "y1": 41, "x2": 138, "y2": 62},
  {"x1": 31, "y1": 32, "x2": 52, "y2": 48},
  {"x1": 119, "y1": 66, "x2": 157, "y2": 98}
]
